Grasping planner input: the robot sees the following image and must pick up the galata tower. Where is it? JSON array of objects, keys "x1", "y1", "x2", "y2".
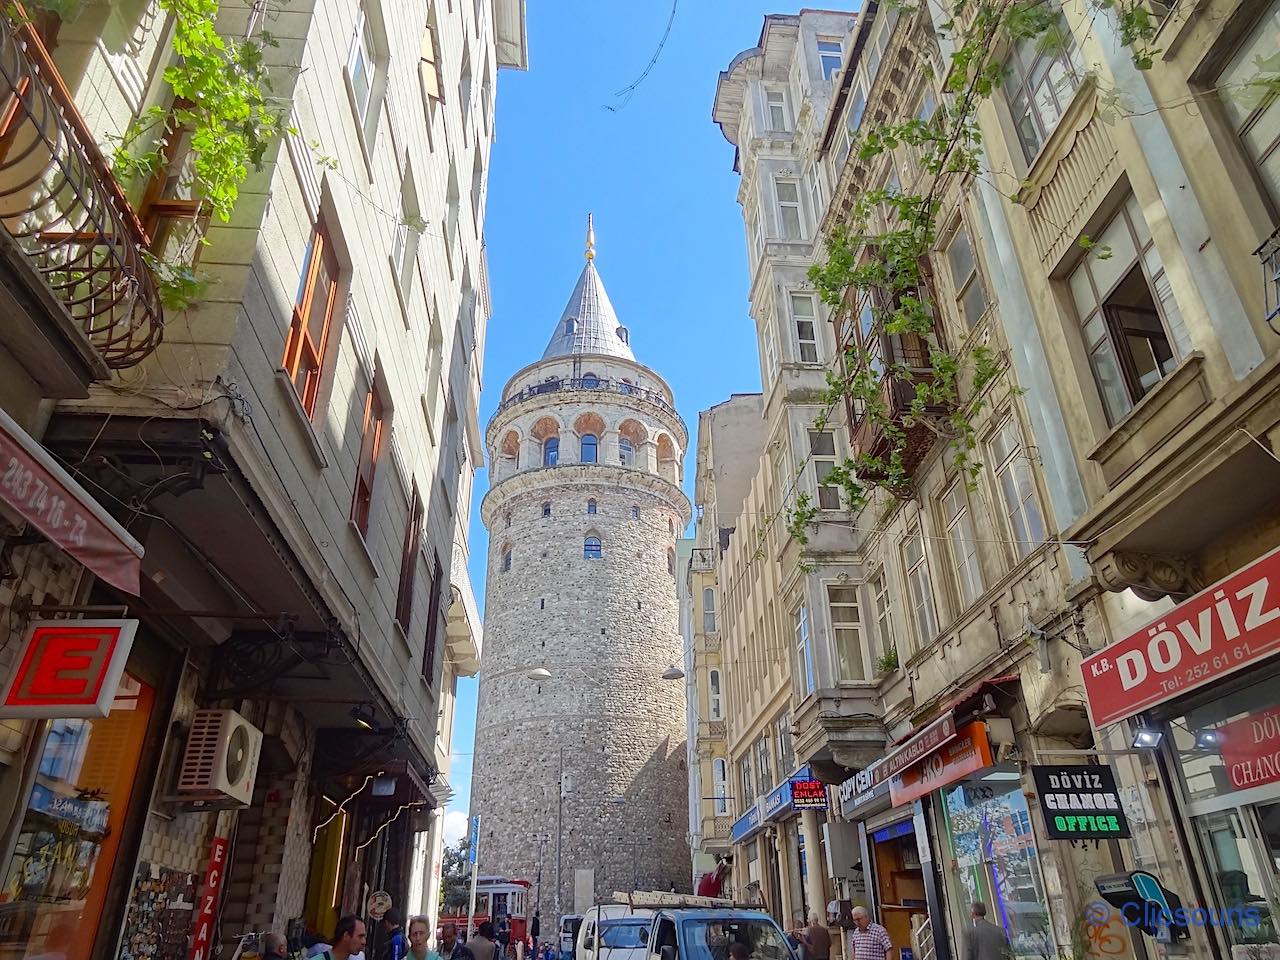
[{"x1": 471, "y1": 217, "x2": 691, "y2": 917}]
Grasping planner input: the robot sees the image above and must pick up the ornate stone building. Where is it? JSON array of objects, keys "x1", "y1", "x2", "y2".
[{"x1": 472, "y1": 221, "x2": 692, "y2": 915}]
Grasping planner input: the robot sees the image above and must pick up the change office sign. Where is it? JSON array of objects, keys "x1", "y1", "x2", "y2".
[{"x1": 1031, "y1": 764, "x2": 1131, "y2": 839}]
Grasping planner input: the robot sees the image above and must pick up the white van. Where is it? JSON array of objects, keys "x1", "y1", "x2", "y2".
[{"x1": 576, "y1": 906, "x2": 655, "y2": 960}]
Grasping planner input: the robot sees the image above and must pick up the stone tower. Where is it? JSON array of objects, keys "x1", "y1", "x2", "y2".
[{"x1": 472, "y1": 218, "x2": 692, "y2": 917}]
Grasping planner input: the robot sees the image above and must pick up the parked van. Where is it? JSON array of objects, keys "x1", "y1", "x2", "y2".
[
  {"x1": 577, "y1": 906, "x2": 655, "y2": 960},
  {"x1": 559, "y1": 915, "x2": 583, "y2": 960}
]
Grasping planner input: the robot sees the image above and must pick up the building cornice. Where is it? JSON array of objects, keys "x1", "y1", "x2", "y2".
[{"x1": 480, "y1": 461, "x2": 692, "y2": 528}]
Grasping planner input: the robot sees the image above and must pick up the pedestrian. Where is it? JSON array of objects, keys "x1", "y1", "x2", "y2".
[
  {"x1": 795, "y1": 912, "x2": 831, "y2": 960},
  {"x1": 263, "y1": 933, "x2": 289, "y2": 960},
  {"x1": 323, "y1": 917, "x2": 368, "y2": 960},
  {"x1": 497, "y1": 917, "x2": 511, "y2": 956},
  {"x1": 531, "y1": 911, "x2": 541, "y2": 960},
  {"x1": 380, "y1": 911, "x2": 408, "y2": 960},
  {"x1": 438, "y1": 924, "x2": 473, "y2": 960},
  {"x1": 848, "y1": 908, "x2": 894, "y2": 960},
  {"x1": 406, "y1": 916, "x2": 438, "y2": 960},
  {"x1": 469, "y1": 922, "x2": 500, "y2": 960},
  {"x1": 963, "y1": 902, "x2": 1010, "y2": 960},
  {"x1": 728, "y1": 944, "x2": 751, "y2": 960}
]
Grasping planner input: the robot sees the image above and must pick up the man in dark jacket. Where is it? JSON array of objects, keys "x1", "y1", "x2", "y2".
[{"x1": 963, "y1": 903, "x2": 1011, "y2": 960}]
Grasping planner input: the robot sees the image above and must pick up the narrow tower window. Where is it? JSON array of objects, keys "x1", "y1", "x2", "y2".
[
  {"x1": 501, "y1": 548, "x2": 512, "y2": 572},
  {"x1": 587, "y1": 499, "x2": 598, "y2": 515},
  {"x1": 580, "y1": 433, "x2": 598, "y2": 463},
  {"x1": 542, "y1": 501, "x2": 552, "y2": 518},
  {"x1": 543, "y1": 437, "x2": 559, "y2": 466},
  {"x1": 631, "y1": 506, "x2": 640, "y2": 520},
  {"x1": 584, "y1": 537, "x2": 603, "y2": 560}
]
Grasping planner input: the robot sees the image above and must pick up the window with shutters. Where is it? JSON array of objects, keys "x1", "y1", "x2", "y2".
[
  {"x1": 395, "y1": 487, "x2": 424, "y2": 631},
  {"x1": 282, "y1": 220, "x2": 341, "y2": 417},
  {"x1": 351, "y1": 387, "x2": 387, "y2": 538}
]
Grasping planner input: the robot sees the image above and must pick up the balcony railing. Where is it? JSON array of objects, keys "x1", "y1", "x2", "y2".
[
  {"x1": 0, "y1": 14, "x2": 163, "y2": 368},
  {"x1": 1255, "y1": 224, "x2": 1280, "y2": 336},
  {"x1": 496, "y1": 376, "x2": 675, "y2": 415},
  {"x1": 847, "y1": 325, "x2": 946, "y2": 484},
  {"x1": 691, "y1": 546, "x2": 714, "y2": 571}
]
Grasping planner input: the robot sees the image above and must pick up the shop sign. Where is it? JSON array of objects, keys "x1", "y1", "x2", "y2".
[
  {"x1": 1218, "y1": 705, "x2": 1280, "y2": 791},
  {"x1": 0, "y1": 407, "x2": 145, "y2": 594},
  {"x1": 889, "y1": 721, "x2": 992, "y2": 806},
  {"x1": 791, "y1": 779, "x2": 829, "y2": 810},
  {"x1": 1031, "y1": 765, "x2": 1131, "y2": 839},
  {"x1": 1080, "y1": 545, "x2": 1280, "y2": 727},
  {"x1": 762, "y1": 765, "x2": 813, "y2": 821},
  {"x1": 0, "y1": 619, "x2": 138, "y2": 718},
  {"x1": 839, "y1": 770, "x2": 889, "y2": 818},
  {"x1": 189, "y1": 836, "x2": 229, "y2": 960},
  {"x1": 874, "y1": 712, "x2": 956, "y2": 785},
  {"x1": 367, "y1": 891, "x2": 393, "y2": 919},
  {"x1": 29, "y1": 781, "x2": 109, "y2": 835},
  {"x1": 731, "y1": 803, "x2": 761, "y2": 842}
]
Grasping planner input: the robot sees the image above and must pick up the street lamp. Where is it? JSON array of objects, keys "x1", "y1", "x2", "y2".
[{"x1": 661, "y1": 665, "x2": 685, "y2": 681}]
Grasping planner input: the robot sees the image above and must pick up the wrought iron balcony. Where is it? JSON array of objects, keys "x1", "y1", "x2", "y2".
[
  {"x1": 1255, "y1": 224, "x2": 1280, "y2": 336},
  {"x1": 495, "y1": 376, "x2": 676, "y2": 415},
  {"x1": 846, "y1": 324, "x2": 946, "y2": 485},
  {"x1": 0, "y1": 14, "x2": 163, "y2": 369},
  {"x1": 691, "y1": 546, "x2": 715, "y2": 571}
]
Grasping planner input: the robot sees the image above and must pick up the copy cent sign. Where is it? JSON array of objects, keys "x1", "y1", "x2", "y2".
[{"x1": 1080, "y1": 546, "x2": 1280, "y2": 727}]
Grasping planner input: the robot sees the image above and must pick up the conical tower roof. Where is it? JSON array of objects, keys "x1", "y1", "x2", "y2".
[{"x1": 541, "y1": 214, "x2": 635, "y2": 361}]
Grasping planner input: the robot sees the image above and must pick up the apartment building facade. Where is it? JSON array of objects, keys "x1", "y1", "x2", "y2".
[{"x1": 0, "y1": 1, "x2": 523, "y2": 957}]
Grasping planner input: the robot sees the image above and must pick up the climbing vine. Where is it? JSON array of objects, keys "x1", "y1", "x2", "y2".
[
  {"x1": 784, "y1": 0, "x2": 1161, "y2": 545},
  {"x1": 111, "y1": 0, "x2": 285, "y2": 224}
]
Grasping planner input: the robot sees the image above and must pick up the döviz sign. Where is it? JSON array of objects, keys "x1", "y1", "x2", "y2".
[
  {"x1": 1218, "y1": 705, "x2": 1280, "y2": 791},
  {"x1": 1031, "y1": 765, "x2": 1131, "y2": 839},
  {"x1": 1080, "y1": 545, "x2": 1280, "y2": 727}
]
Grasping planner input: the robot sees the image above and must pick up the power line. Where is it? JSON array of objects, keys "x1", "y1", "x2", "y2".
[{"x1": 605, "y1": 0, "x2": 678, "y2": 112}]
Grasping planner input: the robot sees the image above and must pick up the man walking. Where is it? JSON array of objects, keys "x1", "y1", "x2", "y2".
[
  {"x1": 328, "y1": 917, "x2": 368, "y2": 960},
  {"x1": 439, "y1": 924, "x2": 473, "y2": 960},
  {"x1": 963, "y1": 903, "x2": 1010, "y2": 960},
  {"x1": 380, "y1": 910, "x2": 407, "y2": 960},
  {"x1": 848, "y1": 908, "x2": 894, "y2": 960},
  {"x1": 795, "y1": 912, "x2": 831, "y2": 960}
]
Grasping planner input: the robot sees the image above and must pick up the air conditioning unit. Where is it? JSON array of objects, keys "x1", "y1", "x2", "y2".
[{"x1": 177, "y1": 709, "x2": 263, "y2": 807}]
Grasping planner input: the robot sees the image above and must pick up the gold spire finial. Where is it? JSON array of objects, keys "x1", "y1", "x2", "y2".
[{"x1": 585, "y1": 213, "x2": 596, "y2": 262}]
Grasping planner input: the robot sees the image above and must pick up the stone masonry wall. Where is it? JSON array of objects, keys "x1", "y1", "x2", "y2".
[{"x1": 473, "y1": 451, "x2": 691, "y2": 915}]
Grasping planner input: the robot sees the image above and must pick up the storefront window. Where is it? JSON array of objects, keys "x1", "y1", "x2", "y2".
[
  {"x1": 0, "y1": 674, "x2": 155, "y2": 960},
  {"x1": 1171, "y1": 675, "x2": 1280, "y2": 951},
  {"x1": 941, "y1": 769, "x2": 1056, "y2": 960}
]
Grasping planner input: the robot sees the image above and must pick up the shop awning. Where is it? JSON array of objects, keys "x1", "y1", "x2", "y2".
[{"x1": 0, "y1": 407, "x2": 143, "y2": 593}]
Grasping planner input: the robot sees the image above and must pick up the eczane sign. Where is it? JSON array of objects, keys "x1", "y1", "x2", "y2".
[{"x1": 1080, "y1": 545, "x2": 1280, "y2": 727}]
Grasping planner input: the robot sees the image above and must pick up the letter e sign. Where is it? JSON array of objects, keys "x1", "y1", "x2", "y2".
[{"x1": 0, "y1": 620, "x2": 138, "y2": 718}]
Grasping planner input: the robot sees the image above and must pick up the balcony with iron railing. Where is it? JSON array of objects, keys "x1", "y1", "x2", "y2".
[
  {"x1": 495, "y1": 375, "x2": 679, "y2": 419},
  {"x1": 0, "y1": 11, "x2": 163, "y2": 373},
  {"x1": 691, "y1": 546, "x2": 715, "y2": 571},
  {"x1": 840, "y1": 286, "x2": 947, "y2": 487}
]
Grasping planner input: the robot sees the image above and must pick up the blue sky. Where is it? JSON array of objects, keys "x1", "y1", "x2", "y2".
[{"x1": 445, "y1": 0, "x2": 822, "y2": 842}]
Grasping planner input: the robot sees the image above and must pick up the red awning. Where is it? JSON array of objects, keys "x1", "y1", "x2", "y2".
[{"x1": 0, "y1": 407, "x2": 143, "y2": 594}]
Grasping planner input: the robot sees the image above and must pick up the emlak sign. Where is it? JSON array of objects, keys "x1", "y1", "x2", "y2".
[{"x1": 1080, "y1": 545, "x2": 1280, "y2": 727}]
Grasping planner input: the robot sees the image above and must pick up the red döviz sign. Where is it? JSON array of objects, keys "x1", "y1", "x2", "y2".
[{"x1": 1080, "y1": 545, "x2": 1280, "y2": 727}]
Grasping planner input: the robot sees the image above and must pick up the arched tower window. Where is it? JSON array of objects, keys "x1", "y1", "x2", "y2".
[
  {"x1": 584, "y1": 537, "x2": 603, "y2": 560},
  {"x1": 501, "y1": 546, "x2": 512, "y2": 572},
  {"x1": 582, "y1": 373, "x2": 600, "y2": 389},
  {"x1": 580, "y1": 434, "x2": 598, "y2": 463},
  {"x1": 669, "y1": 518, "x2": 675, "y2": 535},
  {"x1": 542, "y1": 501, "x2": 552, "y2": 517},
  {"x1": 543, "y1": 437, "x2": 559, "y2": 466},
  {"x1": 630, "y1": 506, "x2": 640, "y2": 520},
  {"x1": 703, "y1": 588, "x2": 717, "y2": 633},
  {"x1": 587, "y1": 499, "x2": 598, "y2": 515},
  {"x1": 619, "y1": 438, "x2": 634, "y2": 466},
  {"x1": 504, "y1": 512, "x2": 512, "y2": 529},
  {"x1": 709, "y1": 668, "x2": 723, "y2": 720},
  {"x1": 667, "y1": 547, "x2": 676, "y2": 577}
]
